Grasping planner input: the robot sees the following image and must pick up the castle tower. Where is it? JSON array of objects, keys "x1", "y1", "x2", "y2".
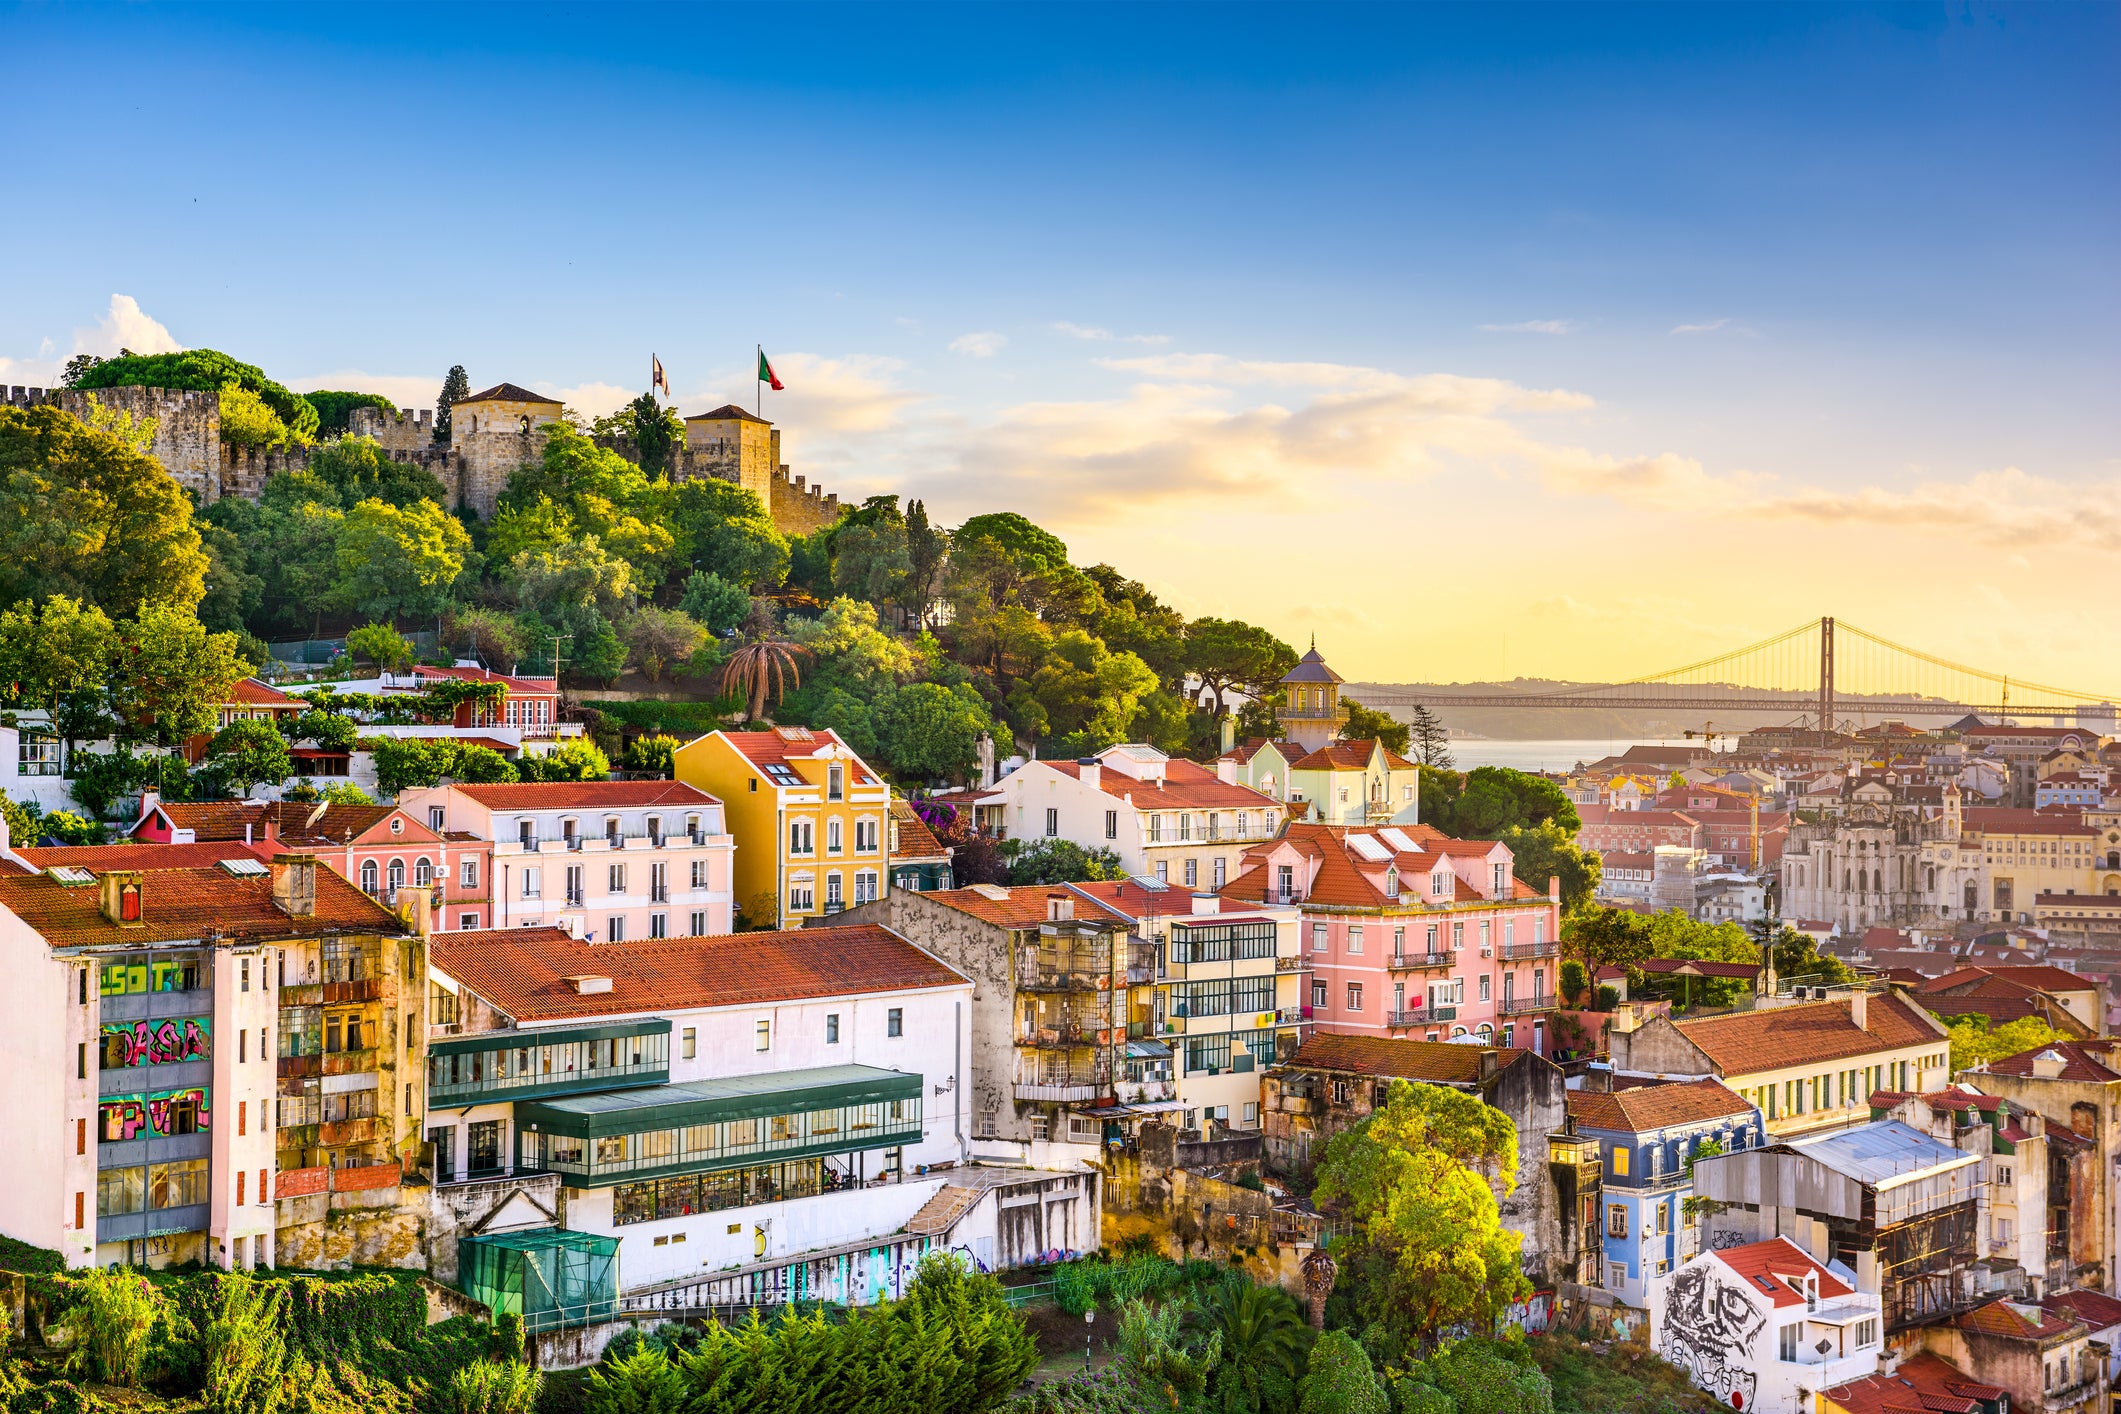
[
  {"x1": 450, "y1": 382, "x2": 563, "y2": 517},
  {"x1": 1276, "y1": 640, "x2": 1348, "y2": 752},
  {"x1": 682, "y1": 404, "x2": 778, "y2": 506}
]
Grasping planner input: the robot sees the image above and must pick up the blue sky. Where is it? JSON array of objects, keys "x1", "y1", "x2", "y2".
[{"x1": 4, "y1": 3, "x2": 2116, "y2": 685}]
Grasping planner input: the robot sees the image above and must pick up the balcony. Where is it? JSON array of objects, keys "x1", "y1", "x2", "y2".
[
  {"x1": 1388, "y1": 1005, "x2": 1456, "y2": 1027},
  {"x1": 1499, "y1": 942, "x2": 1558, "y2": 961},
  {"x1": 1017, "y1": 966, "x2": 1104, "y2": 994},
  {"x1": 1276, "y1": 1007, "x2": 1309, "y2": 1026},
  {"x1": 1499, "y1": 994, "x2": 1556, "y2": 1016},
  {"x1": 1015, "y1": 1068, "x2": 1110, "y2": 1103},
  {"x1": 1015, "y1": 1022, "x2": 1118, "y2": 1049},
  {"x1": 1388, "y1": 951, "x2": 1455, "y2": 970},
  {"x1": 429, "y1": 1020, "x2": 673, "y2": 1106},
  {"x1": 1274, "y1": 955, "x2": 1309, "y2": 972}
]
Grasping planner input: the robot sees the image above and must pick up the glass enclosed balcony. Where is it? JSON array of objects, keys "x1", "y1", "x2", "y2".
[
  {"x1": 428, "y1": 1020, "x2": 671, "y2": 1106},
  {"x1": 515, "y1": 1063, "x2": 923, "y2": 1188}
]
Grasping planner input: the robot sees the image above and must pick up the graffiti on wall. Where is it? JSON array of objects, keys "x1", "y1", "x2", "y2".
[
  {"x1": 99, "y1": 1088, "x2": 211, "y2": 1142},
  {"x1": 1658, "y1": 1263, "x2": 1766, "y2": 1411},
  {"x1": 102, "y1": 1017, "x2": 211, "y2": 1067}
]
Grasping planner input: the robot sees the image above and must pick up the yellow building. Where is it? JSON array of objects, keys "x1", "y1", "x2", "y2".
[{"x1": 674, "y1": 727, "x2": 892, "y2": 928}]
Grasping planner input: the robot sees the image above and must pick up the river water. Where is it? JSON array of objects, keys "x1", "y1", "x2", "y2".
[{"x1": 1441, "y1": 737, "x2": 1716, "y2": 773}]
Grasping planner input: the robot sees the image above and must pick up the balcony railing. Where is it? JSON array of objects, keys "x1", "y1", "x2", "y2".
[
  {"x1": 1499, "y1": 942, "x2": 1558, "y2": 961},
  {"x1": 1389, "y1": 951, "x2": 1455, "y2": 970},
  {"x1": 1275, "y1": 955, "x2": 1309, "y2": 972},
  {"x1": 1499, "y1": 994, "x2": 1555, "y2": 1016},
  {"x1": 1388, "y1": 1005, "x2": 1456, "y2": 1026},
  {"x1": 1014, "y1": 1080, "x2": 1102, "y2": 1102},
  {"x1": 1016, "y1": 1022, "x2": 1119, "y2": 1049}
]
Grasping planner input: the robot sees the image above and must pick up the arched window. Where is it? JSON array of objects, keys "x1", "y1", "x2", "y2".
[
  {"x1": 388, "y1": 859, "x2": 405, "y2": 892},
  {"x1": 360, "y1": 860, "x2": 378, "y2": 893},
  {"x1": 415, "y1": 858, "x2": 433, "y2": 887}
]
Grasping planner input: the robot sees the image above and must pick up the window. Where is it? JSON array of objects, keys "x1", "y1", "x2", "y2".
[
  {"x1": 521, "y1": 866, "x2": 541, "y2": 899},
  {"x1": 1345, "y1": 983, "x2": 1363, "y2": 1011},
  {"x1": 1612, "y1": 1147, "x2": 1629, "y2": 1177},
  {"x1": 1155, "y1": 861, "x2": 1167, "y2": 883},
  {"x1": 461, "y1": 857, "x2": 478, "y2": 889},
  {"x1": 689, "y1": 910, "x2": 707, "y2": 934},
  {"x1": 826, "y1": 873, "x2": 843, "y2": 908},
  {"x1": 1184, "y1": 858, "x2": 1198, "y2": 887},
  {"x1": 1852, "y1": 1319, "x2": 1876, "y2": 1349},
  {"x1": 1655, "y1": 1202, "x2": 1669, "y2": 1236},
  {"x1": 755, "y1": 1020, "x2": 771, "y2": 1051},
  {"x1": 887, "y1": 1008, "x2": 903, "y2": 1037},
  {"x1": 1213, "y1": 857, "x2": 1226, "y2": 887},
  {"x1": 1045, "y1": 808, "x2": 1059, "y2": 838},
  {"x1": 19, "y1": 731, "x2": 60, "y2": 776},
  {"x1": 1607, "y1": 1205, "x2": 1627, "y2": 1238},
  {"x1": 609, "y1": 863, "x2": 626, "y2": 893},
  {"x1": 789, "y1": 821, "x2": 813, "y2": 855},
  {"x1": 826, "y1": 1013, "x2": 840, "y2": 1044},
  {"x1": 1312, "y1": 923, "x2": 1328, "y2": 953},
  {"x1": 855, "y1": 870, "x2": 879, "y2": 903},
  {"x1": 430, "y1": 806, "x2": 446, "y2": 831},
  {"x1": 1312, "y1": 981, "x2": 1328, "y2": 1008},
  {"x1": 1104, "y1": 810, "x2": 1118, "y2": 840},
  {"x1": 858, "y1": 818, "x2": 879, "y2": 851},
  {"x1": 565, "y1": 864, "x2": 584, "y2": 905},
  {"x1": 650, "y1": 913, "x2": 668, "y2": 939},
  {"x1": 1347, "y1": 926, "x2": 1363, "y2": 954},
  {"x1": 1778, "y1": 1325, "x2": 1799, "y2": 1362},
  {"x1": 828, "y1": 819, "x2": 843, "y2": 854},
  {"x1": 681, "y1": 1027, "x2": 696, "y2": 1060},
  {"x1": 360, "y1": 860, "x2": 378, "y2": 892},
  {"x1": 788, "y1": 882, "x2": 813, "y2": 911},
  {"x1": 1479, "y1": 975, "x2": 1491, "y2": 1001},
  {"x1": 828, "y1": 764, "x2": 844, "y2": 800}
]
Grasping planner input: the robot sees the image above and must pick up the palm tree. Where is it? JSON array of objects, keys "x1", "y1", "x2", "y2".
[
  {"x1": 718, "y1": 638, "x2": 808, "y2": 722},
  {"x1": 1189, "y1": 1277, "x2": 1313, "y2": 1413}
]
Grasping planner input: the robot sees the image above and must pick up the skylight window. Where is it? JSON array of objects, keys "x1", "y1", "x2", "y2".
[
  {"x1": 219, "y1": 857, "x2": 269, "y2": 877},
  {"x1": 1379, "y1": 828, "x2": 1418, "y2": 853},
  {"x1": 762, "y1": 764, "x2": 805, "y2": 787},
  {"x1": 46, "y1": 866, "x2": 94, "y2": 885},
  {"x1": 1348, "y1": 834, "x2": 1392, "y2": 862}
]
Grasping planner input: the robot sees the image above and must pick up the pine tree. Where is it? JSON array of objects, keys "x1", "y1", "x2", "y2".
[
  {"x1": 1408, "y1": 703, "x2": 1454, "y2": 768},
  {"x1": 435, "y1": 364, "x2": 471, "y2": 443},
  {"x1": 902, "y1": 499, "x2": 947, "y2": 628}
]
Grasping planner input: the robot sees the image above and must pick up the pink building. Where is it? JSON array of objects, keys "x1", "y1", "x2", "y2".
[
  {"x1": 399, "y1": 781, "x2": 735, "y2": 941},
  {"x1": 1220, "y1": 821, "x2": 1564, "y2": 1054}
]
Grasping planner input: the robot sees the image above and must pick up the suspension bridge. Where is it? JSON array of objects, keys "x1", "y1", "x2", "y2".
[{"x1": 1356, "y1": 617, "x2": 2121, "y2": 731}]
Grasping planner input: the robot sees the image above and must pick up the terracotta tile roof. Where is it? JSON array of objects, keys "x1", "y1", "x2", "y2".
[
  {"x1": 2043, "y1": 1288, "x2": 2121, "y2": 1330},
  {"x1": 1565, "y1": 1077, "x2": 1755, "y2": 1134},
  {"x1": 228, "y1": 677, "x2": 301, "y2": 706},
  {"x1": 24, "y1": 842, "x2": 271, "y2": 870},
  {"x1": 149, "y1": 801, "x2": 422, "y2": 847},
  {"x1": 685, "y1": 403, "x2": 769, "y2": 424},
  {"x1": 1669, "y1": 993, "x2": 1941, "y2": 1075},
  {"x1": 1289, "y1": 739, "x2": 1417, "y2": 772},
  {"x1": 1062, "y1": 879, "x2": 1282, "y2": 927},
  {"x1": 408, "y1": 664, "x2": 558, "y2": 694},
  {"x1": 1045, "y1": 757, "x2": 1275, "y2": 811},
  {"x1": 1220, "y1": 821, "x2": 1545, "y2": 913},
  {"x1": 1219, "y1": 738, "x2": 1298, "y2": 765},
  {"x1": 1939, "y1": 964, "x2": 2100, "y2": 994},
  {"x1": 430, "y1": 922, "x2": 969, "y2": 1021},
  {"x1": 1914, "y1": 973, "x2": 2094, "y2": 1036},
  {"x1": 889, "y1": 801, "x2": 948, "y2": 860},
  {"x1": 712, "y1": 729, "x2": 881, "y2": 784},
  {"x1": 1823, "y1": 1353, "x2": 1999, "y2": 1414},
  {"x1": 1983, "y1": 1039, "x2": 2121, "y2": 1082},
  {"x1": 905, "y1": 886, "x2": 1080, "y2": 930},
  {"x1": 461, "y1": 382, "x2": 561, "y2": 406},
  {"x1": 449, "y1": 781, "x2": 722, "y2": 811},
  {"x1": 1710, "y1": 1236, "x2": 1854, "y2": 1308},
  {"x1": 1281, "y1": 1032, "x2": 1524, "y2": 1086},
  {"x1": 0, "y1": 858, "x2": 404, "y2": 947},
  {"x1": 1954, "y1": 1297, "x2": 2081, "y2": 1340},
  {"x1": 1964, "y1": 807, "x2": 2093, "y2": 837}
]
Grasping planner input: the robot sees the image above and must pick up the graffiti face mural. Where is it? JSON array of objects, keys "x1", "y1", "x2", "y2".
[
  {"x1": 1658, "y1": 1263, "x2": 1767, "y2": 1411},
  {"x1": 100, "y1": 1017, "x2": 211, "y2": 1069}
]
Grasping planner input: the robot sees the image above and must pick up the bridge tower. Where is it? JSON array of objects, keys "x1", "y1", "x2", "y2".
[{"x1": 1817, "y1": 616, "x2": 1835, "y2": 742}]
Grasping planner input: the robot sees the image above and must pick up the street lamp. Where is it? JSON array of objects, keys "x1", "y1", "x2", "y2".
[{"x1": 1084, "y1": 1306, "x2": 1096, "y2": 1371}]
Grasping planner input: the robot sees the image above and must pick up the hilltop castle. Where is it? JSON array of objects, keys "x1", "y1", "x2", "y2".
[{"x1": 0, "y1": 380, "x2": 844, "y2": 534}]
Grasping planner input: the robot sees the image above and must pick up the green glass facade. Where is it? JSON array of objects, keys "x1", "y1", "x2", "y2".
[{"x1": 428, "y1": 1019, "x2": 671, "y2": 1105}]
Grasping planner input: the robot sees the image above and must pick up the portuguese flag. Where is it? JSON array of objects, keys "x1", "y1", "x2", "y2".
[{"x1": 757, "y1": 349, "x2": 784, "y2": 391}]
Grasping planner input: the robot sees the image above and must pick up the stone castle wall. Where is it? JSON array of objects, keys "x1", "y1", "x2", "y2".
[{"x1": 7, "y1": 384, "x2": 847, "y2": 531}]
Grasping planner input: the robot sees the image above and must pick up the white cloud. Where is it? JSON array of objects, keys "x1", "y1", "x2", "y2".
[
  {"x1": 1051, "y1": 321, "x2": 1171, "y2": 345},
  {"x1": 948, "y1": 331, "x2": 1008, "y2": 358},
  {"x1": 291, "y1": 370, "x2": 445, "y2": 411},
  {"x1": 1477, "y1": 319, "x2": 1579, "y2": 335},
  {"x1": 894, "y1": 316, "x2": 923, "y2": 333},
  {"x1": 77, "y1": 295, "x2": 183, "y2": 359},
  {"x1": 533, "y1": 381, "x2": 636, "y2": 418},
  {"x1": 1670, "y1": 318, "x2": 1731, "y2": 335}
]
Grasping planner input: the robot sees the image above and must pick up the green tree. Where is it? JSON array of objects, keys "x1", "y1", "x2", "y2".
[
  {"x1": 674, "y1": 478, "x2": 790, "y2": 588},
  {"x1": 436, "y1": 364, "x2": 471, "y2": 442},
  {"x1": 1493, "y1": 823, "x2": 1600, "y2": 916},
  {"x1": 1313, "y1": 1080, "x2": 1529, "y2": 1340},
  {"x1": 1185, "y1": 618, "x2": 1298, "y2": 717},
  {"x1": 620, "y1": 607, "x2": 707, "y2": 682},
  {"x1": 1340, "y1": 698, "x2": 1410, "y2": 756},
  {"x1": 875, "y1": 681, "x2": 995, "y2": 782},
  {"x1": 678, "y1": 570, "x2": 752, "y2": 635},
  {"x1": 794, "y1": 597, "x2": 916, "y2": 699},
  {"x1": 509, "y1": 536, "x2": 635, "y2": 615},
  {"x1": 903, "y1": 498, "x2": 948, "y2": 626},
  {"x1": 1406, "y1": 705, "x2": 1453, "y2": 768},
  {"x1": 447, "y1": 606, "x2": 529, "y2": 668},
  {"x1": 1444, "y1": 768, "x2": 1579, "y2": 839},
  {"x1": 368, "y1": 737, "x2": 455, "y2": 796},
  {"x1": 1561, "y1": 907, "x2": 1653, "y2": 972},
  {"x1": 584, "y1": 1344, "x2": 687, "y2": 1414},
  {"x1": 75, "y1": 348, "x2": 320, "y2": 443},
  {"x1": 0, "y1": 403, "x2": 212, "y2": 616},
  {"x1": 516, "y1": 738, "x2": 612, "y2": 783},
  {"x1": 197, "y1": 519, "x2": 264, "y2": 634},
  {"x1": 1032, "y1": 630, "x2": 1159, "y2": 746},
  {"x1": 1420, "y1": 1339, "x2": 1553, "y2": 1414},
  {"x1": 302, "y1": 390, "x2": 396, "y2": 438},
  {"x1": 1944, "y1": 1013, "x2": 2065, "y2": 1073},
  {"x1": 1297, "y1": 1332, "x2": 1386, "y2": 1414},
  {"x1": 440, "y1": 1357, "x2": 544, "y2": 1414},
  {"x1": 0, "y1": 594, "x2": 117, "y2": 754},
  {"x1": 1002, "y1": 837, "x2": 1126, "y2": 886},
  {"x1": 306, "y1": 435, "x2": 448, "y2": 507},
  {"x1": 110, "y1": 605, "x2": 254, "y2": 747},
  {"x1": 1416, "y1": 766, "x2": 1462, "y2": 833},
  {"x1": 1192, "y1": 1278, "x2": 1313, "y2": 1414},
  {"x1": 200, "y1": 1273, "x2": 290, "y2": 1414},
  {"x1": 346, "y1": 622, "x2": 417, "y2": 671},
  {"x1": 898, "y1": 1252, "x2": 1042, "y2": 1411},
  {"x1": 832, "y1": 517, "x2": 913, "y2": 611},
  {"x1": 590, "y1": 392, "x2": 685, "y2": 477},
  {"x1": 1116, "y1": 1298, "x2": 1222, "y2": 1413},
  {"x1": 206, "y1": 717, "x2": 293, "y2": 794},
  {"x1": 217, "y1": 382, "x2": 301, "y2": 448},
  {"x1": 63, "y1": 1268, "x2": 159, "y2": 1388},
  {"x1": 622, "y1": 734, "x2": 680, "y2": 777},
  {"x1": 333, "y1": 496, "x2": 473, "y2": 621}
]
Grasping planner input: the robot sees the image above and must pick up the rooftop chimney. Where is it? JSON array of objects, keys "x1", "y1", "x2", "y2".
[
  {"x1": 1047, "y1": 893, "x2": 1075, "y2": 921},
  {"x1": 1215, "y1": 756, "x2": 1238, "y2": 785},
  {"x1": 272, "y1": 854, "x2": 318, "y2": 918},
  {"x1": 98, "y1": 870, "x2": 144, "y2": 926},
  {"x1": 566, "y1": 975, "x2": 612, "y2": 994},
  {"x1": 2031, "y1": 1049, "x2": 2069, "y2": 1080},
  {"x1": 1847, "y1": 988, "x2": 1867, "y2": 1032},
  {"x1": 1077, "y1": 758, "x2": 1100, "y2": 791}
]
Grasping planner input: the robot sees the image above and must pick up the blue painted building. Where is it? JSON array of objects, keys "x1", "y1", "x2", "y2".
[{"x1": 1567, "y1": 1077, "x2": 1765, "y2": 1308}]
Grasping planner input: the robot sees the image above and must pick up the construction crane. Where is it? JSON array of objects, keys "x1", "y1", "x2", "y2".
[{"x1": 1683, "y1": 723, "x2": 1763, "y2": 871}]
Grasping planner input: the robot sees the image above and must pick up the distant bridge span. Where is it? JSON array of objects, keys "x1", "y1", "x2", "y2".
[{"x1": 1353, "y1": 618, "x2": 2119, "y2": 731}]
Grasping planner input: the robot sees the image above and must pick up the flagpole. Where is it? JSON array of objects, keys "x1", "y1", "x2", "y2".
[{"x1": 756, "y1": 343, "x2": 762, "y2": 417}]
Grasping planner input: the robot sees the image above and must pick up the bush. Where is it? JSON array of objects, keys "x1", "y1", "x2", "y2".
[
  {"x1": 1594, "y1": 986, "x2": 1619, "y2": 1012},
  {"x1": 347, "y1": 623, "x2": 417, "y2": 671},
  {"x1": 200, "y1": 1274, "x2": 289, "y2": 1414},
  {"x1": 440, "y1": 1357, "x2": 543, "y2": 1414},
  {"x1": 621, "y1": 734, "x2": 680, "y2": 777},
  {"x1": 63, "y1": 1268, "x2": 161, "y2": 1388},
  {"x1": 516, "y1": 737, "x2": 611, "y2": 782},
  {"x1": 584, "y1": 1344, "x2": 685, "y2": 1413},
  {"x1": 1422, "y1": 1340, "x2": 1552, "y2": 1414},
  {"x1": 1300, "y1": 1331, "x2": 1387, "y2": 1414}
]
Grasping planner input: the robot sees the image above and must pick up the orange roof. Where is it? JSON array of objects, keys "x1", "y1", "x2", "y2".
[
  {"x1": 2043, "y1": 1289, "x2": 2121, "y2": 1330},
  {"x1": 1709, "y1": 1237, "x2": 1854, "y2": 1309},
  {"x1": 714, "y1": 728, "x2": 880, "y2": 784},
  {"x1": 25, "y1": 841, "x2": 272, "y2": 870},
  {"x1": 1289, "y1": 739, "x2": 1416, "y2": 772},
  {"x1": 1984, "y1": 1039, "x2": 2121, "y2": 1082},
  {"x1": 0, "y1": 858, "x2": 403, "y2": 947},
  {"x1": 1566, "y1": 1078, "x2": 1756, "y2": 1133},
  {"x1": 1220, "y1": 821, "x2": 1542, "y2": 912},
  {"x1": 430, "y1": 922, "x2": 968, "y2": 1021},
  {"x1": 1045, "y1": 757, "x2": 1273, "y2": 811},
  {"x1": 1219, "y1": 737, "x2": 1298, "y2": 765},
  {"x1": 1823, "y1": 1352, "x2": 2001, "y2": 1414},
  {"x1": 1936, "y1": 964, "x2": 2099, "y2": 994},
  {"x1": 449, "y1": 781, "x2": 722, "y2": 811},
  {"x1": 1669, "y1": 993, "x2": 1941, "y2": 1074},
  {"x1": 409, "y1": 664, "x2": 558, "y2": 694},
  {"x1": 227, "y1": 677, "x2": 302, "y2": 706},
  {"x1": 1964, "y1": 807, "x2": 2094, "y2": 838},
  {"x1": 1281, "y1": 1032, "x2": 1524, "y2": 1086},
  {"x1": 906, "y1": 886, "x2": 1089, "y2": 930},
  {"x1": 147, "y1": 800, "x2": 425, "y2": 848},
  {"x1": 1955, "y1": 1297, "x2": 2081, "y2": 1340},
  {"x1": 889, "y1": 800, "x2": 948, "y2": 860}
]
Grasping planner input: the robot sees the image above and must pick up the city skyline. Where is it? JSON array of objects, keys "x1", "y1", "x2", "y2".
[{"x1": 3, "y1": 4, "x2": 2114, "y2": 687}]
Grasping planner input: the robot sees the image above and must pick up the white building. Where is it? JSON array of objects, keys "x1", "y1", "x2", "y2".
[
  {"x1": 425, "y1": 921, "x2": 1099, "y2": 1294},
  {"x1": 992, "y1": 745, "x2": 1282, "y2": 890},
  {"x1": 402, "y1": 781, "x2": 736, "y2": 943},
  {"x1": 1648, "y1": 1237, "x2": 1882, "y2": 1414}
]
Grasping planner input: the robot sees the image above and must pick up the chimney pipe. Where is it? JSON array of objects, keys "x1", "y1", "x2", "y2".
[{"x1": 272, "y1": 854, "x2": 318, "y2": 918}]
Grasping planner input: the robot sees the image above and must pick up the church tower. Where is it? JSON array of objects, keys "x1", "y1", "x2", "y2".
[{"x1": 1276, "y1": 640, "x2": 1348, "y2": 752}]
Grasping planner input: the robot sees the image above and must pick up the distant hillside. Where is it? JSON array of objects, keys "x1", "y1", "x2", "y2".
[{"x1": 1343, "y1": 679, "x2": 1971, "y2": 741}]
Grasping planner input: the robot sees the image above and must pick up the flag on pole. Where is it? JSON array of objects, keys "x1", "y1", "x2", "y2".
[
  {"x1": 651, "y1": 355, "x2": 669, "y2": 399},
  {"x1": 757, "y1": 349, "x2": 784, "y2": 391}
]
